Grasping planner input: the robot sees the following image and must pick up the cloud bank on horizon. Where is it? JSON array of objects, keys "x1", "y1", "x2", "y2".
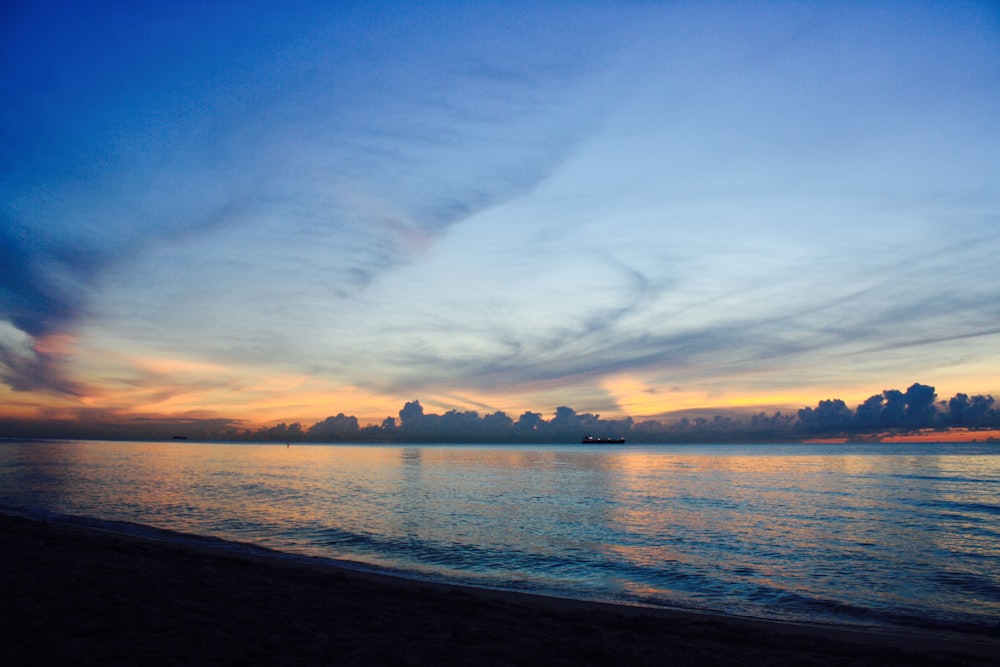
[{"x1": 2, "y1": 1, "x2": 999, "y2": 426}]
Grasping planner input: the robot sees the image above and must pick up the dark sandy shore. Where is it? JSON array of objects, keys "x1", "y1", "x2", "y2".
[{"x1": 1, "y1": 513, "x2": 997, "y2": 666}]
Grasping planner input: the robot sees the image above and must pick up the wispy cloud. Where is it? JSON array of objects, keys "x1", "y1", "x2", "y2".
[{"x1": 2, "y1": 2, "x2": 999, "y2": 424}]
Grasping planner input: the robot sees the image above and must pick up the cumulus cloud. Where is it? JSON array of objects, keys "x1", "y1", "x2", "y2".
[{"x1": 2, "y1": 1, "x2": 999, "y2": 420}]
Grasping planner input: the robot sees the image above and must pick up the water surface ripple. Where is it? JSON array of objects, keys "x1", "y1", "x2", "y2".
[{"x1": 1, "y1": 441, "x2": 998, "y2": 634}]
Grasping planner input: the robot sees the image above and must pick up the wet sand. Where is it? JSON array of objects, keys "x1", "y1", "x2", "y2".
[{"x1": 1, "y1": 513, "x2": 996, "y2": 666}]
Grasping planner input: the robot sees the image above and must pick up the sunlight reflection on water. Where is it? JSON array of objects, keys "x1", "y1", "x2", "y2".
[{"x1": 1, "y1": 441, "x2": 998, "y2": 632}]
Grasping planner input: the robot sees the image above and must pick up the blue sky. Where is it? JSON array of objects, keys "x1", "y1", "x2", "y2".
[{"x1": 2, "y1": 1, "x2": 999, "y2": 427}]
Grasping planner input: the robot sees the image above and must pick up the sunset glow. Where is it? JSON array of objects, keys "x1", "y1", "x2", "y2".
[{"x1": 2, "y1": 1, "x2": 999, "y2": 435}]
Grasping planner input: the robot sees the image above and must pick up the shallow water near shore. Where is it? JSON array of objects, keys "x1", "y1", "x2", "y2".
[{"x1": 1, "y1": 440, "x2": 998, "y2": 635}]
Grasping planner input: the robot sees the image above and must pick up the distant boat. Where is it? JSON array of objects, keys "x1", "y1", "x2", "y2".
[
  {"x1": 581, "y1": 436, "x2": 625, "y2": 444},
  {"x1": 172, "y1": 435, "x2": 189, "y2": 440}
]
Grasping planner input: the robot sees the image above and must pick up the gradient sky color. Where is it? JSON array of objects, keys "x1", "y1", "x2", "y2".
[{"x1": 3, "y1": 1, "x2": 999, "y2": 430}]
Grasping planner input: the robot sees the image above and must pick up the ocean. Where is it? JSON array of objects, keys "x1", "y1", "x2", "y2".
[{"x1": 1, "y1": 440, "x2": 997, "y2": 635}]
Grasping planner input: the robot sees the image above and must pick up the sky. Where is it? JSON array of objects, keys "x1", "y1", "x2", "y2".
[{"x1": 2, "y1": 1, "x2": 999, "y2": 431}]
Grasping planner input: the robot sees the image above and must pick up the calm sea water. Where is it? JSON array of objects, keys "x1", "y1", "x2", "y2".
[{"x1": 1, "y1": 440, "x2": 998, "y2": 634}]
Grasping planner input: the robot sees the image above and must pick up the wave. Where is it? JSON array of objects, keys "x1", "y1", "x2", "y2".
[{"x1": 5, "y1": 503, "x2": 999, "y2": 638}]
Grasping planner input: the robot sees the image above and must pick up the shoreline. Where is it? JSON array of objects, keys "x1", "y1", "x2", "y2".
[{"x1": 2, "y1": 512, "x2": 998, "y2": 665}]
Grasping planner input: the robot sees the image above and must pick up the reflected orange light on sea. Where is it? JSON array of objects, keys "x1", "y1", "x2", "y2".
[
  {"x1": 5, "y1": 441, "x2": 997, "y2": 629},
  {"x1": 596, "y1": 449, "x2": 900, "y2": 600}
]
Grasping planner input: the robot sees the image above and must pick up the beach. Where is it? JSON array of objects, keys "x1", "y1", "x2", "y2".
[{"x1": 1, "y1": 513, "x2": 996, "y2": 666}]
